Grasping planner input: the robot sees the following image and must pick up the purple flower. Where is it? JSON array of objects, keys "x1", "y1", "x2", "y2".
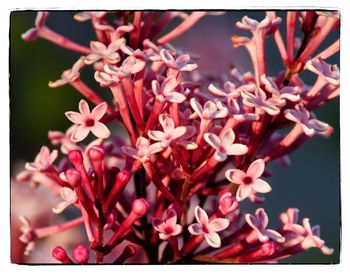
[
  {"x1": 188, "y1": 206, "x2": 229, "y2": 248},
  {"x1": 245, "y1": 208, "x2": 285, "y2": 243},
  {"x1": 225, "y1": 159, "x2": 271, "y2": 201},
  {"x1": 65, "y1": 100, "x2": 111, "y2": 142}
]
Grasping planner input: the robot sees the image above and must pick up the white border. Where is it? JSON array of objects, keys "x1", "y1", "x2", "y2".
[{"x1": 1, "y1": 1, "x2": 348, "y2": 275}]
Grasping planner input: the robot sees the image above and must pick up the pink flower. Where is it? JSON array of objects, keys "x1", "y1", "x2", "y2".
[
  {"x1": 306, "y1": 58, "x2": 340, "y2": 86},
  {"x1": 19, "y1": 216, "x2": 35, "y2": 255},
  {"x1": 148, "y1": 114, "x2": 196, "y2": 148},
  {"x1": 52, "y1": 187, "x2": 78, "y2": 214},
  {"x1": 241, "y1": 89, "x2": 285, "y2": 115},
  {"x1": 49, "y1": 58, "x2": 85, "y2": 88},
  {"x1": 279, "y1": 208, "x2": 305, "y2": 233},
  {"x1": 245, "y1": 208, "x2": 285, "y2": 243},
  {"x1": 190, "y1": 98, "x2": 228, "y2": 120},
  {"x1": 284, "y1": 104, "x2": 329, "y2": 136},
  {"x1": 160, "y1": 49, "x2": 198, "y2": 72},
  {"x1": 120, "y1": 45, "x2": 161, "y2": 62},
  {"x1": 121, "y1": 137, "x2": 163, "y2": 163},
  {"x1": 204, "y1": 128, "x2": 248, "y2": 162},
  {"x1": 152, "y1": 208, "x2": 183, "y2": 240},
  {"x1": 300, "y1": 218, "x2": 334, "y2": 255},
  {"x1": 226, "y1": 99, "x2": 259, "y2": 122},
  {"x1": 188, "y1": 206, "x2": 230, "y2": 248},
  {"x1": 152, "y1": 77, "x2": 187, "y2": 103},
  {"x1": 65, "y1": 100, "x2": 111, "y2": 142},
  {"x1": 21, "y1": 12, "x2": 49, "y2": 41},
  {"x1": 208, "y1": 81, "x2": 255, "y2": 100},
  {"x1": 25, "y1": 146, "x2": 58, "y2": 172},
  {"x1": 85, "y1": 39, "x2": 125, "y2": 64},
  {"x1": 225, "y1": 159, "x2": 271, "y2": 201},
  {"x1": 236, "y1": 15, "x2": 281, "y2": 34},
  {"x1": 261, "y1": 74, "x2": 302, "y2": 102}
]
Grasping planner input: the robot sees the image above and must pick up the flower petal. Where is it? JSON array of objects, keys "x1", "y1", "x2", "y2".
[
  {"x1": 91, "y1": 122, "x2": 111, "y2": 139},
  {"x1": 148, "y1": 130, "x2": 166, "y2": 142},
  {"x1": 204, "y1": 232, "x2": 221, "y2": 248},
  {"x1": 225, "y1": 169, "x2": 245, "y2": 184},
  {"x1": 71, "y1": 125, "x2": 90, "y2": 142},
  {"x1": 214, "y1": 150, "x2": 227, "y2": 162},
  {"x1": 91, "y1": 102, "x2": 107, "y2": 121},
  {"x1": 236, "y1": 185, "x2": 252, "y2": 201},
  {"x1": 252, "y1": 179, "x2": 272, "y2": 193},
  {"x1": 194, "y1": 206, "x2": 209, "y2": 226},
  {"x1": 165, "y1": 209, "x2": 178, "y2": 226},
  {"x1": 208, "y1": 218, "x2": 230, "y2": 232},
  {"x1": 79, "y1": 100, "x2": 91, "y2": 115},
  {"x1": 204, "y1": 133, "x2": 221, "y2": 150},
  {"x1": 225, "y1": 143, "x2": 248, "y2": 155},
  {"x1": 65, "y1": 111, "x2": 85, "y2": 124},
  {"x1": 247, "y1": 159, "x2": 265, "y2": 178},
  {"x1": 188, "y1": 223, "x2": 203, "y2": 235}
]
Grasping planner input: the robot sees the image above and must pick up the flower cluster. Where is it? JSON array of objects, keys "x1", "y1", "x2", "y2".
[{"x1": 15, "y1": 11, "x2": 339, "y2": 264}]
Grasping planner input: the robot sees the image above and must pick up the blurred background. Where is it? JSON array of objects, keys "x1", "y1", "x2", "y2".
[{"x1": 10, "y1": 11, "x2": 340, "y2": 264}]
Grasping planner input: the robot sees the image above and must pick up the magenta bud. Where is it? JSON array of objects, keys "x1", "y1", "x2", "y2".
[
  {"x1": 219, "y1": 195, "x2": 238, "y2": 215},
  {"x1": 65, "y1": 169, "x2": 82, "y2": 187},
  {"x1": 68, "y1": 150, "x2": 84, "y2": 167},
  {"x1": 261, "y1": 241, "x2": 276, "y2": 257},
  {"x1": 131, "y1": 198, "x2": 150, "y2": 217},
  {"x1": 73, "y1": 244, "x2": 89, "y2": 264},
  {"x1": 118, "y1": 169, "x2": 132, "y2": 184},
  {"x1": 88, "y1": 146, "x2": 104, "y2": 161},
  {"x1": 52, "y1": 246, "x2": 73, "y2": 264}
]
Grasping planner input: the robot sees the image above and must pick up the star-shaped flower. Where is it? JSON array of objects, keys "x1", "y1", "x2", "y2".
[
  {"x1": 85, "y1": 39, "x2": 125, "y2": 64},
  {"x1": 245, "y1": 208, "x2": 285, "y2": 243},
  {"x1": 65, "y1": 100, "x2": 111, "y2": 142},
  {"x1": 121, "y1": 137, "x2": 163, "y2": 163},
  {"x1": 49, "y1": 58, "x2": 85, "y2": 88},
  {"x1": 152, "y1": 77, "x2": 187, "y2": 103},
  {"x1": 190, "y1": 98, "x2": 228, "y2": 120},
  {"x1": 204, "y1": 128, "x2": 248, "y2": 162},
  {"x1": 152, "y1": 208, "x2": 183, "y2": 240},
  {"x1": 160, "y1": 49, "x2": 198, "y2": 72},
  {"x1": 306, "y1": 58, "x2": 340, "y2": 86},
  {"x1": 148, "y1": 114, "x2": 196, "y2": 148},
  {"x1": 225, "y1": 159, "x2": 272, "y2": 201},
  {"x1": 25, "y1": 146, "x2": 58, "y2": 172},
  {"x1": 208, "y1": 81, "x2": 255, "y2": 101},
  {"x1": 236, "y1": 16, "x2": 281, "y2": 35},
  {"x1": 284, "y1": 104, "x2": 329, "y2": 136}
]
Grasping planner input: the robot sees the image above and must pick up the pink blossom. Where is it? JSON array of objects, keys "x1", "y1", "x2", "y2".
[
  {"x1": 300, "y1": 218, "x2": 334, "y2": 255},
  {"x1": 245, "y1": 208, "x2": 285, "y2": 243},
  {"x1": 85, "y1": 39, "x2": 125, "y2": 64},
  {"x1": 74, "y1": 12, "x2": 106, "y2": 22},
  {"x1": 152, "y1": 208, "x2": 183, "y2": 240},
  {"x1": 121, "y1": 137, "x2": 163, "y2": 163},
  {"x1": 208, "y1": 81, "x2": 255, "y2": 100},
  {"x1": 25, "y1": 146, "x2": 58, "y2": 172},
  {"x1": 190, "y1": 98, "x2": 228, "y2": 120},
  {"x1": 284, "y1": 104, "x2": 329, "y2": 136},
  {"x1": 279, "y1": 208, "x2": 305, "y2": 233},
  {"x1": 120, "y1": 45, "x2": 161, "y2": 62},
  {"x1": 241, "y1": 89, "x2": 285, "y2": 115},
  {"x1": 65, "y1": 100, "x2": 111, "y2": 142},
  {"x1": 204, "y1": 128, "x2": 248, "y2": 162},
  {"x1": 188, "y1": 206, "x2": 230, "y2": 248},
  {"x1": 306, "y1": 58, "x2": 340, "y2": 86},
  {"x1": 261, "y1": 74, "x2": 302, "y2": 102},
  {"x1": 160, "y1": 49, "x2": 198, "y2": 72},
  {"x1": 225, "y1": 159, "x2": 271, "y2": 201},
  {"x1": 152, "y1": 77, "x2": 187, "y2": 103},
  {"x1": 148, "y1": 114, "x2": 196, "y2": 148},
  {"x1": 226, "y1": 98, "x2": 259, "y2": 122},
  {"x1": 52, "y1": 187, "x2": 78, "y2": 214},
  {"x1": 49, "y1": 58, "x2": 85, "y2": 88},
  {"x1": 218, "y1": 192, "x2": 239, "y2": 215},
  {"x1": 19, "y1": 216, "x2": 35, "y2": 255},
  {"x1": 236, "y1": 15, "x2": 281, "y2": 34},
  {"x1": 21, "y1": 12, "x2": 49, "y2": 41}
]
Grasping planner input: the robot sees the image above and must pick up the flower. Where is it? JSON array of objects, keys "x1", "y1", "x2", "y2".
[
  {"x1": 19, "y1": 216, "x2": 35, "y2": 256},
  {"x1": 188, "y1": 206, "x2": 230, "y2": 248},
  {"x1": 225, "y1": 159, "x2": 272, "y2": 201},
  {"x1": 204, "y1": 128, "x2": 248, "y2": 162},
  {"x1": 74, "y1": 12, "x2": 107, "y2": 22},
  {"x1": 148, "y1": 114, "x2": 196, "y2": 148},
  {"x1": 160, "y1": 49, "x2": 198, "y2": 72},
  {"x1": 190, "y1": 98, "x2": 228, "y2": 120},
  {"x1": 241, "y1": 89, "x2": 285, "y2": 115},
  {"x1": 299, "y1": 218, "x2": 334, "y2": 255},
  {"x1": 152, "y1": 208, "x2": 183, "y2": 240},
  {"x1": 85, "y1": 39, "x2": 125, "y2": 64},
  {"x1": 52, "y1": 187, "x2": 78, "y2": 214},
  {"x1": 21, "y1": 12, "x2": 49, "y2": 41},
  {"x1": 25, "y1": 146, "x2": 58, "y2": 172},
  {"x1": 152, "y1": 76, "x2": 187, "y2": 103},
  {"x1": 120, "y1": 45, "x2": 161, "y2": 62},
  {"x1": 306, "y1": 58, "x2": 340, "y2": 86},
  {"x1": 284, "y1": 104, "x2": 329, "y2": 136},
  {"x1": 65, "y1": 100, "x2": 111, "y2": 142},
  {"x1": 121, "y1": 137, "x2": 163, "y2": 163},
  {"x1": 245, "y1": 208, "x2": 285, "y2": 243},
  {"x1": 226, "y1": 98, "x2": 259, "y2": 122},
  {"x1": 208, "y1": 81, "x2": 255, "y2": 100},
  {"x1": 261, "y1": 74, "x2": 302, "y2": 102},
  {"x1": 49, "y1": 58, "x2": 85, "y2": 88},
  {"x1": 236, "y1": 15, "x2": 281, "y2": 34},
  {"x1": 279, "y1": 208, "x2": 305, "y2": 233}
]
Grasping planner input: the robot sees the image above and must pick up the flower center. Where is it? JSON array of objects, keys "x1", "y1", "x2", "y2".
[
  {"x1": 243, "y1": 176, "x2": 253, "y2": 185},
  {"x1": 85, "y1": 118, "x2": 95, "y2": 127},
  {"x1": 164, "y1": 225, "x2": 174, "y2": 235},
  {"x1": 202, "y1": 225, "x2": 209, "y2": 234}
]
